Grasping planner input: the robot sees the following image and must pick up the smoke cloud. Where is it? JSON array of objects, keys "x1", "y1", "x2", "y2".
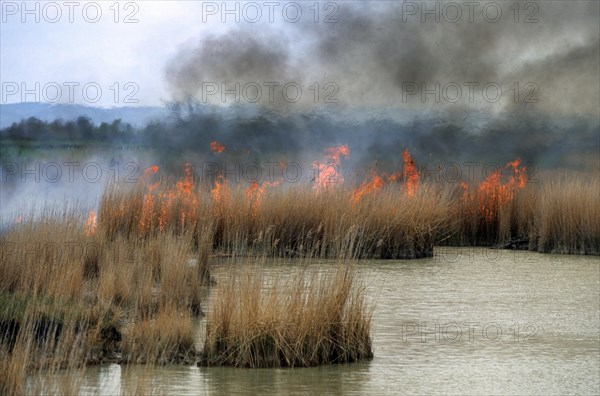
[
  {"x1": 166, "y1": 1, "x2": 600, "y2": 115},
  {"x1": 159, "y1": 1, "x2": 599, "y2": 171}
]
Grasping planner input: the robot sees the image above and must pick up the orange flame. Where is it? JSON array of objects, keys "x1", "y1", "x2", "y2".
[
  {"x1": 158, "y1": 191, "x2": 175, "y2": 231},
  {"x1": 85, "y1": 211, "x2": 97, "y2": 236},
  {"x1": 402, "y1": 149, "x2": 420, "y2": 197},
  {"x1": 139, "y1": 163, "x2": 202, "y2": 234},
  {"x1": 477, "y1": 159, "x2": 527, "y2": 220},
  {"x1": 245, "y1": 180, "x2": 280, "y2": 216},
  {"x1": 139, "y1": 165, "x2": 161, "y2": 234},
  {"x1": 176, "y1": 163, "x2": 194, "y2": 196},
  {"x1": 142, "y1": 165, "x2": 160, "y2": 192},
  {"x1": 156, "y1": 163, "x2": 199, "y2": 230},
  {"x1": 210, "y1": 141, "x2": 225, "y2": 154},
  {"x1": 313, "y1": 144, "x2": 350, "y2": 190},
  {"x1": 245, "y1": 181, "x2": 264, "y2": 201},
  {"x1": 352, "y1": 173, "x2": 386, "y2": 203},
  {"x1": 211, "y1": 174, "x2": 230, "y2": 203},
  {"x1": 140, "y1": 194, "x2": 154, "y2": 234},
  {"x1": 175, "y1": 163, "x2": 198, "y2": 228},
  {"x1": 351, "y1": 149, "x2": 419, "y2": 202}
]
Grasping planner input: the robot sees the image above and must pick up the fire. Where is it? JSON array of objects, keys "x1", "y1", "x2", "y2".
[
  {"x1": 245, "y1": 180, "x2": 280, "y2": 216},
  {"x1": 211, "y1": 174, "x2": 230, "y2": 203},
  {"x1": 210, "y1": 141, "x2": 225, "y2": 154},
  {"x1": 138, "y1": 163, "x2": 201, "y2": 234},
  {"x1": 475, "y1": 159, "x2": 527, "y2": 220},
  {"x1": 402, "y1": 149, "x2": 420, "y2": 197},
  {"x1": 351, "y1": 149, "x2": 419, "y2": 202},
  {"x1": 176, "y1": 163, "x2": 194, "y2": 195},
  {"x1": 157, "y1": 163, "x2": 199, "y2": 230},
  {"x1": 139, "y1": 165, "x2": 161, "y2": 234},
  {"x1": 85, "y1": 211, "x2": 97, "y2": 236},
  {"x1": 175, "y1": 163, "x2": 198, "y2": 228},
  {"x1": 158, "y1": 190, "x2": 175, "y2": 231},
  {"x1": 144, "y1": 165, "x2": 159, "y2": 175},
  {"x1": 245, "y1": 181, "x2": 264, "y2": 201},
  {"x1": 352, "y1": 172, "x2": 386, "y2": 203},
  {"x1": 140, "y1": 193, "x2": 154, "y2": 234},
  {"x1": 313, "y1": 144, "x2": 350, "y2": 190},
  {"x1": 142, "y1": 165, "x2": 160, "y2": 192}
]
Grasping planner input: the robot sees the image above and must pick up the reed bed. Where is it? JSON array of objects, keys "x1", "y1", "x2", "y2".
[
  {"x1": 0, "y1": 207, "x2": 377, "y2": 391},
  {"x1": 1, "y1": 164, "x2": 597, "y2": 390},
  {"x1": 99, "y1": 181, "x2": 453, "y2": 259},
  {"x1": 449, "y1": 182, "x2": 538, "y2": 247},
  {"x1": 96, "y1": 167, "x2": 600, "y2": 256},
  {"x1": 439, "y1": 172, "x2": 599, "y2": 254},
  {"x1": 536, "y1": 175, "x2": 600, "y2": 254},
  {"x1": 0, "y1": 214, "x2": 204, "y2": 394},
  {"x1": 200, "y1": 265, "x2": 373, "y2": 368}
]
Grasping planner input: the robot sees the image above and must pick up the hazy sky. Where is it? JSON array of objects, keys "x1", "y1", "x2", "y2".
[{"x1": 1, "y1": 0, "x2": 599, "y2": 117}]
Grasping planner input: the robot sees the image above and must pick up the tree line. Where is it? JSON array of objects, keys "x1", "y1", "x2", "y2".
[{"x1": 0, "y1": 116, "x2": 138, "y2": 144}]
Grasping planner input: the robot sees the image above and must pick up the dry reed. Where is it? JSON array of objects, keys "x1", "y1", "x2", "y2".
[
  {"x1": 99, "y1": 181, "x2": 453, "y2": 259},
  {"x1": 200, "y1": 265, "x2": 373, "y2": 368},
  {"x1": 0, "y1": 213, "x2": 205, "y2": 394}
]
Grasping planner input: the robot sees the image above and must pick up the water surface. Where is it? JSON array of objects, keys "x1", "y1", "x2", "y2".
[{"x1": 75, "y1": 248, "x2": 600, "y2": 395}]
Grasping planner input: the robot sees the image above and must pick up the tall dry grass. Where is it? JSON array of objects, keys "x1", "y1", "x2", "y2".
[
  {"x1": 99, "y1": 182, "x2": 453, "y2": 259},
  {"x1": 450, "y1": 183, "x2": 537, "y2": 247},
  {"x1": 200, "y1": 265, "x2": 373, "y2": 368},
  {"x1": 536, "y1": 175, "x2": 600, "y2": 254},
  {"x1": 1, "y1": 166, "x2": 597, "y2": 390},
  {"x1": 98, "y1": 168, "x2": 600, "y2": 256},
  {"x1": 0, "y1": 212, "x2": 203, "y2": 394},
  {"x1": 443, "y1": 171, "x2": 599, "y2": 254}
]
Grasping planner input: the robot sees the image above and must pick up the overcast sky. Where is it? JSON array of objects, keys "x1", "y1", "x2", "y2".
[
  {"x1": 1, "y1": 1, "x2": 223, "y2": 106},
  {"x1": 1, "y1": 1, "x2": 599, "y2": 117}
]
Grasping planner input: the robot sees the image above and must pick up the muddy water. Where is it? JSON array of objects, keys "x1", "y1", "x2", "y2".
[{"x1": 74, "y1": 248, "x2": 599, "y2": 395}]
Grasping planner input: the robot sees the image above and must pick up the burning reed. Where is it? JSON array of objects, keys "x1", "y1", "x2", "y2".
[
  {"x1": 200, "y1": 265, "x2": 373, "y2": 368},
  {"x1": 96, "y1": 153, "x2": 599, "y2": 257},
  {"x1": 449, "y1": 168, "x2": 600, "y2": 254},
  {"x1": 98, "y1": 151, "x2": 451, "y2": 260}
]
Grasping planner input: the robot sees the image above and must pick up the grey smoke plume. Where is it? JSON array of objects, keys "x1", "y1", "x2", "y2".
[
  {"x1": 158, "y1": 1, "x2": 599, "y2": 171},
  {"x1": 166, "y1": 1, "x2": 600, "y2": 116}
]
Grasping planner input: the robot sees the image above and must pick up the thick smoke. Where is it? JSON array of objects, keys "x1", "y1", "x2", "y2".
[
  {"x1": 143, "y1": 107, "x2": 599, "y2": 174},
  {"x1": 166, "y1": 1, "x2": 600, "y2": 115},
  {"x1": 159, "y1": 1, "x2": 599, "y2": 171}
]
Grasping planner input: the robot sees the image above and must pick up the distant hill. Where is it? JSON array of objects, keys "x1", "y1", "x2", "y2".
[{"x1": 0, "y1": 103, "x2": 170, "y2": 128}]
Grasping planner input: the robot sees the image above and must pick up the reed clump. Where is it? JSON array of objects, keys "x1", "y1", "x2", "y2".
[
  {"x1": 436, "y1": 169, "x2": 599, "y2": 255},
  {"x1": 536, "y1": 175, "x2": 600, "y2": 254},
  {"x1": 121, "y1": 308, "x2": 196, "y2": 365},
  {"x1": 200, "y1": 265, "x2": 373, "y2": 368}
]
